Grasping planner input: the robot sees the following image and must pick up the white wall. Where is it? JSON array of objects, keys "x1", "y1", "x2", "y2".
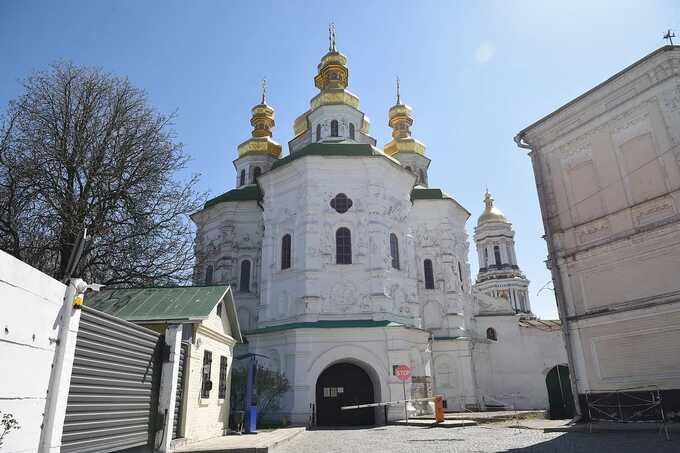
[{"x1": 0, "y1": 251, "x2": 66, "y2": 453}]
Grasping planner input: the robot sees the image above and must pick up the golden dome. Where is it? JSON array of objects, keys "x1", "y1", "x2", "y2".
[
  {"x1": 237, "y1": 80, "x2": 282, "y2": 158},
  {"x1": 384, "y1": 78, "x2": 426, "y2": 157},
  {"x1": 478, "y1": 191, "x2": 509, "y2": 225}
]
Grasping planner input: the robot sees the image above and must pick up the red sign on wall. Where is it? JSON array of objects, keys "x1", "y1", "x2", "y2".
[{"x1": 394, "y1": 364, "x2": 412, "y2": 382}]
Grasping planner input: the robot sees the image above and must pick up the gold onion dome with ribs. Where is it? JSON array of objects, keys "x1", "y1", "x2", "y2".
[
  {"x1": 478, "y1": 191, "x2": 509, "y2": 225},
  {"x1": 384, "y1": 78, "x2": 426, "y2": 157},
  {"x1": 237, "y1": 80, "x2": 282, "y2": 158}
]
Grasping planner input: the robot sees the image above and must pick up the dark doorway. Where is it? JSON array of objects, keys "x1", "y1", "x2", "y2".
[
  {"x1": 316, "y1": 363, "x2": 375, "y2": 426},
  {"x1": 546, "y1": 365, "x2": 575, "y2": 419}
]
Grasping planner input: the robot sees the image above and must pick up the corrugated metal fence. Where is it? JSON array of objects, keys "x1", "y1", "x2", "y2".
[{"x1": 61, "y1": 306, "x2": 162, "y2": 453}]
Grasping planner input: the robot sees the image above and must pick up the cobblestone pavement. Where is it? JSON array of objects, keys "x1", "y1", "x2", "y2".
[{"x1": 272, "y1": 424, "x2": 678, "y2": 453}]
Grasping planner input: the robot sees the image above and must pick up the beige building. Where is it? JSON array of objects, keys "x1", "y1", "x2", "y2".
[{"x1": 515, "y1": 45, "x2": 680, "y2": 420}]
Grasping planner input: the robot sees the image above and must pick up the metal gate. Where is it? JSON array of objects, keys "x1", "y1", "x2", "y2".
[
  {"x1": 173, "y1": 342, "x2": 189, "y2": 439},
  {"x1": 61, "y1": 306, "x2": 162, "y2": 453}
]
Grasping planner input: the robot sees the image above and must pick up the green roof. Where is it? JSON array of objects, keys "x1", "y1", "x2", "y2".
[
  {"x1": 411, "y1": 187, "x2": 451, "y2": 200},
  {"x1": 245, "y1": 319, "x2": 404, "y2": 335},
  {"x1": 271, "y1": 143, "x2": 398, "y2": 170},
  {"x1": 204, "y1": 184, "x2": 260, "y2": 209},
  {"x1": 85, "y1": 285, "x2": 230, "y2": 322}
]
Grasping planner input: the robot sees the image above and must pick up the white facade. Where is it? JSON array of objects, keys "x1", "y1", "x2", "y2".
[
  {"x1": 516, "y1": 45, "x2": 680, "y2": 418},
  {"x1": 192, "y1": 41, "x2": 567, "y2": 424}
]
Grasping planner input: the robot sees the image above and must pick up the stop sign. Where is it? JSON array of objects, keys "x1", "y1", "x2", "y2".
[{"x1": 395, "y1": 364, "x2": 411, "y2": 381}]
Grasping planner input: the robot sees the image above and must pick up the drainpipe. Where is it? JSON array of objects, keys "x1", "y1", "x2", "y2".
[{"x1": 514, "y1": 132, "x2": 582, "y2": 419}]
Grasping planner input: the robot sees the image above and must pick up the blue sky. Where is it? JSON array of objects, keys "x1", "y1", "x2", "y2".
[{"x1": 2, "y1": 1, "x2": 678, "y2": 318}]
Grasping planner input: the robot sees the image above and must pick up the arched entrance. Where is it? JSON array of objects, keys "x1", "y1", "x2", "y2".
[
  {"x1": 545, "y1": 365, "x2": 575, "y2": 419},
  {"x1": 315, "y1": 363, "x2": 375, "y2": 426}
]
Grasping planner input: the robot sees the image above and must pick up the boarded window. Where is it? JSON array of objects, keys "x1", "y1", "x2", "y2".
[
  {"x1": 486, "y1": 328, "x2": 497, "y2": 341},
  {"x1": 239, "y1": 169, "x2": 246, "y2": 186},
  {"x1": 218, "y1": 356, "x2": 228, "y2": 399},
  {"x1": 201, "y1": 351, "x2": 212, "y2": 398},
  {"x1": 331, "y1": 120, "x2": 339, "y2": 137},
  {"x1": 316, "y1": 124, "x2": 321, "y2": 141},
  {"x1": 349, "y1": 123, "x2": 355, "y2": 140}
]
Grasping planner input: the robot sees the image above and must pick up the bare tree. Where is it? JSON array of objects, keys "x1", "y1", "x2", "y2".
[{"x1": 0, "y1": 61, "x2": 204, "y2": 285}]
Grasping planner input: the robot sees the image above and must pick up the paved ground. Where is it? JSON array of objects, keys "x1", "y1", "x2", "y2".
[{"x1": 271, "y1": 424, "x2": 678, "y2": 453}]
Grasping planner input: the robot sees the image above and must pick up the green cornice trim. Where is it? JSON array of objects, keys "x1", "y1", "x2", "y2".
[
  {"x1": 204, "y1": 184, "x2": 261, "y2": 209},
  {"x1": 271, "y1": 143, "x2": 399, "y2": 170}
]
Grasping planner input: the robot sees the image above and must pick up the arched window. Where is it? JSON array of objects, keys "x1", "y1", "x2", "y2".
[
  {"x1": 424, "y1": 259, "x2": 435, "y2": 289},
  {"x1": 389, "y1": 233, "x2": 400, "y2": 270},
  {"x1": 484, "y1": 248, "x2": 489, "y2": 268},
  {"x1": 239, "y1": 169, "x2": 246, "y2": 186},
  {"x1": 330, "y1": 120, "x2": 339, "y2": 137},
  {"x1": 419, "y1": 169, "x2": 426, "y2": 185},
  {"x1": 239, "y1": 260, "x2": 251, "y2": 292},
  {"x1": 349, "y1": 123, "x2": 355, "y2": 140},
  {"x1": 281, "y1": 234, "x2": 291, "y2": 270},
  {"x1": 205, "y1": 265, "x2": 213, "y2": 285},
  {"x1": 335, "y1": 227, "x2": 352, "y2": 264},
  {"x1": 486, "y1": 327, "x2": 498, "y2": 341},
  {"x1": 494, "y1": 245, "x2": 502, "y2": 266},
  {"x1": 316, "y1": 124, "x2": 321, "y2": 142},
  {"x1": 253, "y1": 167, "x2": 261, "y2": 182}
]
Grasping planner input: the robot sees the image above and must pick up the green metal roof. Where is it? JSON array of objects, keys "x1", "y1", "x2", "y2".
[
  {"x1": 204, "y1": 184, "x2": 260, "y2": 209},
  {"x1": 271, "y1": 143, "x2": 399, "y2": 170},
  {"x1": 85, "y1": 285, "x2": 230, "y2": 322},
  {"x1": 411, "y1": 187, "x2": 451, "y2": 200},
  {"x1": 244, "y1": 319, "x2": 404, "y2": 335}
]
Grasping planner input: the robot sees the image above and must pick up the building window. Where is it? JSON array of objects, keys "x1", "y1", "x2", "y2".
[
  {"x1": 484, "y1": 248, "x2": 489, "y2": 268},
  {"x1": 330, "y1": 120, "x2": 339, "y2": 137},
  {"x1": 458, "y1": 262, "x2": 463, "y2": 282},
  {"x1": 218, "y1": 356, "x2": 228, "y2": 399},
  {"x1": 494, "y1": 245, "x2": 502, "y2": 266},
  {"x1": 349, "y1": 123, "x2": 355, "y2": 140},
  {"x1": 390, "y1": 233, "x2": 400, "y2": 270},
  {"x1": 240, "y1": 260, "x2": 251, "y2": 292},
  {"x1": 486, "y1": 328, "x2": 498, "y2": 341},
  {"x1": 205, "y1": 265, "x2": 213, "y2": 285},
  {"x1": 419, "y1": 169, "x2": 426, "y2": 185},
  {"x1": 201, "y1": 350, "x2": 212, "y2": 398},
  {"x1": 216, "y1": 302, "x2": 222, "y2": 318},
  {"x1": 239, "y1": 169, "x2": 246, "y2": 186},
  {"x1": 424, "y1": 259, "x2": 435, "y2": 289},
  {"x1": 330, "y1": 193, "x2": 353, "y2": 213},
  {"x1": 253, "y1": 167, "x2": 261, "y2": 182},
  {"x1": 281, "y1": 234, "x2": 292, "y2": 270},
  {"x1": 316, "y1": 124, "x2": 321, "y2": 142},
  {"x1": 336, "y1": 227, "x2": 352, "y2": 264}
]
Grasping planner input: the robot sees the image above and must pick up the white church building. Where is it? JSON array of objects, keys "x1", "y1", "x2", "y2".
[{"x1": 191, "y1": 34, "x2": 569, "y2": 425}]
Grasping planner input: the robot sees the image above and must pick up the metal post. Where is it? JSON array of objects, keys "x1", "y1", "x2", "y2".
[
  {"x1": 402, "y1": 380, "x2": 408, "y2": 425},
  {"x1": 244, "y1": 357, "x2": 256, "y2": 433}
]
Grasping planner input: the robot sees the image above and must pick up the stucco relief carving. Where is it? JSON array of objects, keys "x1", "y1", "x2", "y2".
[
  {"x1": 575, "y1": 218, "x2": 611, "y2": 245},
  {"x1": 323, "y1": 281, "x2": 358, "y2": 312},
  {"x1": 659, "y1": 85, "x2": 680, "y2": 148},
  {"x1": 632, "y1": 196, "x2": 676, "y2": 227}
]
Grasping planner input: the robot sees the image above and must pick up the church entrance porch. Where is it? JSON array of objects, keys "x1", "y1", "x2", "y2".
[{"x1": 315, "y1": 362, "x2": 376, "y2": 426}]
